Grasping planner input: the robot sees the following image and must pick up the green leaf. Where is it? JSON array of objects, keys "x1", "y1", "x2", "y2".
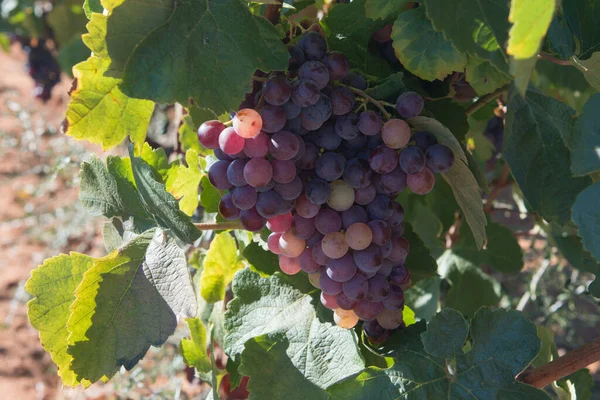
[
  {"x1": 504, "y1": 88, "x2": 591, "y2": 225},
  {"x1": 65, "y1": 57, "x2": 154, "y2": 150},
  {"x1": 46, "y1": 0, "x2": 88, "y2": 47},
  {"x1": 83, "y1": 0, "x2": 103, "y2": 19},
  {"x1": 121, "y1": 0, "x2": 288, "y2": 114},
  {"x1": 507, "y1": 0, "x2": 555, "y2": 60},
  {"x1": 180, "y1": 318, "x2": 211, "y2": 373},
  {"x1": 391, "y1": 7, "x2": 466, "y2": 82},
  {"x1": 165, "y1": 149, "x2": 202, "y2": 216},
  {"x1": 329, "y1": 308, "x2": 549, "y2": 399},
  {"x1": 424, "y1": 178, "x2": 459, "y2": 232},
  {"x1": 56, "y1": 36, "x2": 90, "y2": 77},
  {"x1": 366, "y1": 72, "x2": 406, "y2": 102},
  {"x1": 511, "y1": 55, "x2": 539, "y2": 96},
  {"x1": 130, "y1": 146, "x2": 201, "y2": 244},
  {"x1": 200, "y1": 233, "x2": 244, "y2": 303},
  {"x1": 465, "y1": 55, "x2": 511, "y2": 96},
  {"x1": 572, "y1": 181, "x2": 600, "y2": 265},
  {"x1": 570, "y1": 94, "x2": 600, "y2": 176},
  {"x1": 364, "y1": 0, "x2": 412, "y2": 21},
  {"x1": 403, "y1": 223, "x2": 439, "y2": 282},
  {"x1": 26, "y1": 253, "x2": 94, "y2": 387},
  {"x1": 438, "y1": 252, "x2": 501, "y2": 316},
  {"x1": 573, "y1": 52, "x2": 600, "y2": 91},
  {"x1": 424, "y1": 99, "x2": 469, "y2": 142},
  {"x1": 408, "y1": 116, "x2": 487, "y2": 249},
  {"x1": 239, "y1": 335, "x2": 329, "y2": 400},
  {"x1": 563, "y1": 0, "x2": 600, "y2": 59},
  {"x1": 66, "y1": 230, "x2": 177, "y2": 383},
  {"x1": 558, "y1": 368, "x2": 595, "y2": 400},
  {"x1": 224, "y1": 269, "x2": 365, "y2": 389},
  {"x1": 422, "y1": 0, "x2": 510, "y2": 73},
  {"x1": 200, "y1": 176, "x2": 222, "y2": 213},
  {"x1": 545, "y1": 15, "x2": 575, "y2": 59},
  {"x1": 178, "y1": 115, "x2": 203, "y2": 154},
  {"x1": 405, "y1": 277, "x2": 441, "y2": 321},
  {"x1": 243, "y1": 241, "x2": 279, "y2": 276}
]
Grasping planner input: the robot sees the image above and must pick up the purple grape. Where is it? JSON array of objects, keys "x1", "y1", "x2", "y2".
[
  {"x1": 379, "y1": 166, "x2": 407, "y2": 194},
  {"x1": 314, "y1": 121, "x2": 341, "y2": 150},
  {"x1": 282, "y1": 100, "x2": 302, "y2": 120},
  {"x1": 263, "y1": 75, "x2": 292, "y2": 106},
  {"x1": 380, "y1": 239, "x2": 393, "y2": 259},
  {"x1": 336, "y1": 292, "x2": 358, "y2": 310},
  {"x1": 326, "y1": 253, "x2": 358, "y2": 282},
  {"x1": 219, "y1": 193, "x2": 241, "y2": 220},
  {"x1": 280, "y1": 198, "x2": 295, "y2": 214},
  {"x1": 299, "y1": 248, "x2": 321, "y2": 273},
  {"x1": 329, "y1": 86, "x2": 356, "y2": 115},
  {"x1": 396, "y1": 91, "x2": 424, "y2": 118},
  {"x1": 256, "y1": 179, "x2": 276, "y2": 192},
  {"x1": 399, "y1": 146, "x2": 426, "y2": 174},
  {"x1": 271, "y1": 159, "x2": 297, "y2": 184},
  {"x1": 298, "y1": 60, "x2": 330, "y2": 89},
  {"x1": 274, "y1": 176, "x2": 303, "y2": 200},
  {"x1": 358, "y1": 111, "x2": 383, "y2": 136},
  {"x1": 321, "y1": 292, "x2": 339, "y2": 310},
  {"x1": 343, "y1": 72, "x2": 367, "y2": 90},
  {"x1": 388, "y1": 237, "x2": 410, "y2": 264},
  {"x1": 298, "y1": 31, "x2": 327, "y2": 61},
  {"x1": 341, "y1": 205, "x2": 368, "y2": 229},
  {"x1": 354, "y1": 185, "x2": 377, "y2": 205},
  {"x1": 367, "y1": 275, "x2": 390, "y2": 301},
  {"x1": 291, "y1": 215, "x2": 316, "y2": 239},
  {"x1": 287, "y1": 44, "x2": 305, "y2": 70},
  {"x1": 353, "y1": 244, "x2": 383, "y2": 273},
  {"x1": 335, "y1": 114, "x2": 360, "y2": 140},
  {"x1": 243, "y1": 131, "x2": 269, "y2": 158},
  {"x1": 387, "y1": 203, "x2": 404, "y2": 228},
  {"x1": 214, "y1": 148, "x2": 233, "y2": 161},
  {"x1": 296, "y1": 193, "x2": 321, "y2": 218},
  {"x1": 324, "y1": 51, "x2": 350, "y2": 80},
  {"x1": 369, "y1": 145, "x2": 399, "y2": 174},
  {"x1": 305, "y1": 178, "x2": 331, "y2": 205},
  {"x1": 232, "y1": 185, "x2": 258, "y2": 210},
  {"x1": 301, "y1": 94, "x2": 333, "y2": 131},
  {"x1": 259, "y1": 104, "x2": 286, "y2": 133},
  {"x1": 354, "y1": 298, "x2": 384, "y2": 321},
  {"x1": 320, "y1": 272, "x2": 343, "y2": 295},
  {"x1": 315, "y1": 208, "x2": 342, "y2": 234},
  {"x1": 296, "y1": 142, "x2": 320, "y2": 170},
  {"x1": 240, "y1": 207, "x2": 266, "y2": 231},
  {"x1": 208, "y1": 160, "x2": 232, "y2": 190},
  {"x1": 366, "y1": 194, "x2": 394, "y2": 220},
  {"x1": 363, "y1": 320, "x2": 387, "y2": 339},
  {"x1": 368, "y1": 220, "x2": 391, "y2": 246},
  {"x1": 227, "y1": 159, "x2": 247, "y2": 187},
  {"x1": 383, "y1": 285, "x2": 405, "y2": 310},
  {"x1": 342, "y1": 273, "x2": 369, "y2": 300},
  {"x1": 377, "y1": 259, "x2": 394, "y2": 277},
  {"x1": 292, "y1": 79, "x2": 320, "y2": 107},
  {"x1": 316, "y1": 152, "x2": 346, "y2": 181},
  {"x1": 425, "y1": 144, "x2": 455, "y2": 173},
  {"x1": 312, "y1": 240, "x2": 331, "y2": 265},
  {"x1": 244, "y1": 158, "x2": 273, "y2": 188},
  {"x1": 197, "y1": 120, "x2": 225, "y2": 149},
  {"x1": 343, "y1": 158, "x2": 372, "y2": 189},
  {"x1": 270, "y1": 131, "x2": 300, "y2": 160},
  {"x1": 306, "y1": 230, "x2": 324, "y2": 247},
  {"x1": 256, "y1": 190, "x2": 283, "y2": 219},
  {"x1": 412, "y1": 131, "x2": 438, "y2": 151}
]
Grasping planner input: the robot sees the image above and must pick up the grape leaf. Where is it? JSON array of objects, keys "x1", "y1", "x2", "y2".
[
  {"x1": 329, "y1": 308, "x2": 549, "y2": 399},
  {"x1": 239, "y1": 335, "x2": 329, "y2": 400},
  {"x1": 511, "y1": 55, "x2": 539, "y2": 96},
  {"x1": 391, "y1": 7, "x2": 466, "y2": 82},
  {"x1": 129, "y1": 146, "x2": 201, "y2": 244},
  {"x1": 405, "y1": 277, "x2": 441, "y2": 321},
  {"x1": 572, "y1": 181, "x2": 600, "y2": 265},
  {"x1": 573, "y1": 52, "x2": 600, "y2": 91},
  {"x1": 422, "y1": 0, "x2": 510, "y2": 73},
  {"x1": 366, "y1": 72, "x2": 406, "y2": 102},
  {"x1": 165, "y1": 149, "x2": 202, "y2": 216},
  {"x1": 180, "y1": 318, "x2": 211, "y2": 373},
  {"x1": 56, "y1": 36, "x2": 90, "y2": 77},
  {"x1": 437, "y1": 251, "x2": 501, "y2": 317},
  {"x1": 504, "y1": 88, "x2": 591, "y2": 225},
  {"x1": 46, "y1": 0, "x2": 88, "y2": 47},
  {"x1": 26, "y1": 253, "x2": 94, "y2": 387},
  {"x1": 465, "y1": 55, "x2": 511, "y2": 96},
  {"x1": 507, "y1": 0, "x2": 555, "y2": 60},
  {"x1": 408, "y1": 116, "x2": 487, "y2": 249},
  {"x1": 545, "y1": 15, "x2": 575, "y2": 59},
  {"x1": 403, "y1": 222, "x2": 439, "y2": 282},
  {"x1": 570, "y1": 94, "x2": 600, "y2": 176},
  {"x1": 423, "y1": 99, "x2": 469, "y2": 141},
  {"x1": 200, "y1": 233, "x2": 244, "y2": 303},
  {"x1": 200, "y1": 176, "x2": 222, "y2": 214},
  {"x1": 364, "y1": 0, "x2": 412, "y2": 21},
  {"x1": 224, "y1": 269, "x2": 365, "y2": 389},
  {"x1": 178, "y1": 115, "x2": 203, "y2": 154},
  {"x1": 66, "y1": 230, "x2": 177, "y2": 383},
  {"x1": 121, "y1": 0, "x2": 288, "y2": 114},
  {"x1": 64, "y1": 56, "x2": 154, "y2": 150},
  {"x1": 563, "y1": 0, "x2": 600, "y2": 59},
  {"x1": 243, "y1": 241, "x2": 279, "y2": 276},
  {"x1": 83, "y1": 0, "x2": 102, "y2": 19}
]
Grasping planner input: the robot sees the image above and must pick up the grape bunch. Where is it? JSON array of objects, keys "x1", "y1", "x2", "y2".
[
  {"x1": 23, "y1": 39, "x2": 61, "y2": 102},
  {"x1": 200, "y1": 31, "x2": 454, "y2": 343}
]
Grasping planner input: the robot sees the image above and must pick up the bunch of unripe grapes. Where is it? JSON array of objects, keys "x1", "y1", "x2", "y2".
[{"x1": 199, "y1": 31, "x2": 454, "y2": 343}]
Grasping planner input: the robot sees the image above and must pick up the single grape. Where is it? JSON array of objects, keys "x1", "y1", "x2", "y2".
[
  {"x1": 368, "y1": 220, "x2": 391, "y2": 246},
  {"x1": 269, "y1": 131, "x2": 300, "y2": 160},
  {"x1": 324, "y1": 51, "x2": 350, "y2": 80},
  {"x1": 306, "y1": 230, "x2": 324, "y2": 247},
  {"x1": 315, "y1": 208, "x2": 342, "y2": 234},
  {"x1": 372, "y1": 23, "x2": 392, "y2": 43},
  {"x1": 232, "y1": 185, "x2": 258, "y2": 210},
  {"x1": 369, "y1": 145, "x2": 399, "y2": 174},
  {"x1": 312, "y1": 240, "x2": 331, "y2": 265},
  {"x1": 233, "y1": 108, "x2": 263, "y2": 138},
  {"x1": 282, "y1": 100, "x2": 301, "y2": 120},
  {"x1": 274, "y1": 176, "x2": 303, "y2": 200},
  {"x1": 363, "y1": 320, "x2": 387, "y2": 341},
  {"x1": 380, "y1": 239, "x2": 393, "y2": 259},
  {"x1": 328, "y1": 180, "x2": 355, "y2": 212},
  {"x1": 256, "y1": 190, "x2": 283, "y2": 219},
  {"x1": 291, "y1": 79, "x2": 320, "y2": 107},
  {"x1": 379, "y1": 166, "x2": 408, "y2": 195},
  {"x1": 293, "y1": 136, "x2": 306, "y2": 160},
  {"x1": 285, "y1": 115, "x2": 303, "y2": 135},
  {"x1": 345, "y1": 133, "x2": 368, "y2": 150},
  {"x1": 399, "y1": 146, "x2": 425, "y2": 174},
  {"x1": 322, "y1": 231, "x2": 349, "y2": 259},
  {"x1": 267, "y1": 212, "x2": 293, "y2": 233},
  {"x1": 387, "y1": 203, "x2": 404, "y2": 227},
  {"x1": 243, "y1": 131, "x2": 269, "y2": 158},
  {"x1": 354, "y1": 298, "x2": 384, "y2": 321},
  {"x1": 267, "y1": 232, "x2": 282, "y2": 254},
  {"x1": 321, "y1": 292, "x2": 339, "y2": 310},
  {"x1": 412, "y1": 132, "x2": 438, "y2": 153},
  {"x1": 326, "y1": 253, "x2": 358, "y2": 282},
  {"x1": 329, "y1": 86, "x2": 356, "y2": 116},
  {"x1": 280, "y1": 198, "x2": 295, "y2": 214},
  {"x1": 396, "y1": 91, "x2": 424, "y2": 118},
  {"x1": 305, "y1": 178, "x2": 331, "y2": 205},
  {"x1": 334, "y1": 309, "x2": 359, "y2": 329},
  {"x1": 219, "y1": 127, "x2": 245, "y2": 155},
  {"x1": 279, "y1": 255, "x2": 301, "y2": 275},
  {"x1": 198, "y1": 120, "x2": 225, "y2": 149},
  {"x1": 392, "y1": 222, "x2": 405, "y2": 237},
  {"x1": 208, "y1": 160, "x2": 232, "y2": 190},
  {"x1": 383, "y1": 284, "x2": 405, "y2": 310},
  {"x1": 343, "y1": 72, "x2": 367, "y2": 90},
  {"x1": 256, "y1": 179, "x2": 276, "y2": 192},
  {"x1": 271, "y1": 159, "x2": 297, "y2": 184},
  {"x1": 335, "y1": 114, "x2": 360, "y2": 140},
  {"x1": 320, "y1": 272, "x2": 343, "y2": 295},
  {"x1": 425, "y1": 144, "x2": 455, "y2": 173},
  {"x1": 219, "y1": 193, "x2": 241, "y2": 220},
  {"x1": 240, "y1": 207, "x2": 266, "y2": 231},
  {"x1": 299, "y1": 248, "x2": 321, "y2": 273},
  {"x1": 298, "y1": 31, "x2": 327, "y2": 61},
  {"x1": 345, "y1": 223, "x2": 373, "y2": 251},
  {"x1": 314, "y1": 121, "x2": 341, "y2": 150},
  {"x1": 296, "y1": 142, "x2": 320, "y2": 170},
  {"x1": 299, "y1": 60, "x2": 330, "y2": 89},
  {"x1": 301, "y1": 94, "x2": 333, "y2": 131},
  {"x1": 366, "y1": 194, "x2": 394, "y2": 220},
  {"x1": 382, "y1": 119, "x2": 411, "y2": 149},
  {"x1": 341, "y1": 205, "x2": 368, "y2": 229},
  {"x1": 342, "y1": 273, "x2": 369, "y2": 300},
  {"x1": 336, "y1": 292, "x2": 359, "y2": 310},
  {"x1": 343, "y1": 158, "x2": 372, "y2": 189},
  {"x1": 226, "y1": 159, "x2": 247, "y2": 187},
  {"x1": 406, "y1": 167, "x2": 435, "y2": 195},
  {"x1": 287, "y1": 43, "x2": 305, "y2": 70},
  {"x1": 295, "y1": 193, "x2": 321, "y2": 218},
  {"x1": 214, "y1": 148, "x2": 233, "y2": 161},
  {"x1": 353, "y1": 244, "x2": 383, "y2": 273},
  {"x1": 377, "y1": 308, "x2": 403, "y2": 329},
  {"x1": 263, "y1": 75, "x2": 292, "y2": 106},
  {"x1": 316, "y1": 152, "x2": 346, "y2": 181},
  {"x1": 388, "y1": 237, "x2": 410, "y2": 263},
  {"x1": 259, "y1": 105, "x2": 286, "y2": 133},
  {"x1": 377, "y1": 259, "x2": 394, "y2": 277},
  {"x1": 244, "y1": 158, "x2": 273, "y2": 188},
  {"x1": 354, "y1": 185, "x2": 377, "y2": 206},
  {"x1": 358, "y1": 111, "x2": 383, "y2": 136},
  {"x1": 279, "y1": 230, "x2": 306, "y2": 258},
  {"x1": 366, "y1": 275, "x2": 390, "y2": 302},
  {"x1": 308, "y1": 270, "x2": 322, "y2": 288},
  {"x1": 291, "y1": 214, "x2": 316, "y2": 239}
]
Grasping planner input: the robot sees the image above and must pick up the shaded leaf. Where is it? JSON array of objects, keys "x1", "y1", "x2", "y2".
[
  {"x1": 573, "y1": 52, "x2": 600, "y2": 91},
  {"x1": 570, "y1": 93, "x2": 600, "y2": 176},
  {"x1": 364, "y1": 0, "x2": 412, "y2": 21},
  {"x1": 405, "y1": 277, "x2": 441, "y2": 321},
  {"x1": 243, "y1": 241, "x2": 279, "y2": 276},
  {"x1": 403, "y1": 223, "x2": 439, "y2": 282},
  {"x1": 465, "y1": 55, "x2": 511, "y2": 96},
  {"x1": 563, "y1": 0, "x2": 600, "y2": 59},
  {"x1": 572, "y1": 181, "x2": 600, "y2": 265}
]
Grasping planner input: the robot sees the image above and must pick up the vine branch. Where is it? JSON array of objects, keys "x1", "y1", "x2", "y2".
[
  {"x1": 195, "y1": 221, "x2": 243, "y2": 231},
  {"x1": 537, "y1": 52, "x2": 572, "y2": 66},
  {"x1": 345, "y1": 85, "x2": 392, "y2": 120},
  {"x1": 465, "y1": 84, "x2": 509, "y2": 117},
  {"x1": 518, "y1": 337, "x2": 600, "y2": 388},
  {"x1": 483, "y1": 164, "x2": 510, "y2": 213},
  {"x1": 264, "y1": 0, "x2": 283, "y2": 25}
]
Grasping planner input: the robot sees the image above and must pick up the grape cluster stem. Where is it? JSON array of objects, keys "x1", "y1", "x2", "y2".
[
  {"x1": 465, "y1": 84, "x2": 509, "y2": 117},
  {"x1": 344, "y1": 85, "x2": 393, "y2": 120},
  {"x1": 195, "y1": 221, "x2": 244, "y2": 231}
]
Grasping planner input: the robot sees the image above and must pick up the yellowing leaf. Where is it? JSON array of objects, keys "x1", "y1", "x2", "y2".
[
  {"x1": 180, "y1": 318, "x2": 211, "y2": 372},
  {"x1": 201, "y1": 233, "x2": 244, "y2": 303},
  {"x1": 507, "y1": 0, "x2": 556, "y2": 59},
  {"x1": 166, "y1": 150, "x2": 202, "y2": 216}
]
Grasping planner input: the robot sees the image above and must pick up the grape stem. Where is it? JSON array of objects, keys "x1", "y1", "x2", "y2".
[
  {"x1": 483, "y1": 164, "x2": 510, "y2": 213},
  {"x1": 344, "y1": 85, "x2": 393, "y2": 120},
  {"x1": 537, "y1": 52, "x2": 572, "y2": 66},
  {"x1": 465, "y1": 84, "x2": 509, "y2": 117},
  {"x1": 194, "y1": 221, "x2": 243, "y2": 230},
  {"x1": 252, "y1": 75, "x2": 268, "y2": 82},
  {"x1": 518, "y1": 337, "x2": 600, "y2": 388},
  {"x1": 265, "y1": 0, "x2": 282, "y2": 25}
]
